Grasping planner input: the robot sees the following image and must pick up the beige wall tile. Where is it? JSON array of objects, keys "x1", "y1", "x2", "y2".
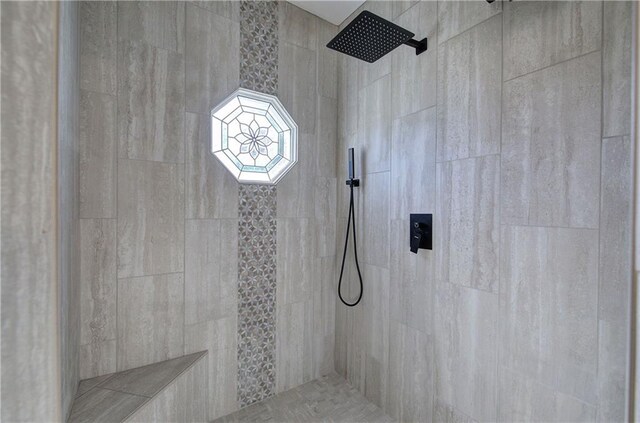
[
  {"x1": 117, "y1": 273, "x2": 185, "y2": 370},
  {"x1": 79, "y1": 90, "x2": 116, "y2": 218},
  {"x1": 504, "y1": 1, "x2": 601, "y2": 81},
  {"x1": 317, "y1": 21, "x2": 338, "y2": 100},
  {"x1": 277, "y1": 132, "x2": 316, "y2": 218},
  {"x1": 118, "y1": 40, "x2": 185, "y2": 163},
  {"x1": 117, "y1": 160, "x2": 184, "y2": 278},
  {"x1": 502, "y1": 52, "x2": 601, "y2": 228},
  {"x1": 186, "y1": 4, "x2": 239, "y2": 115},
  {"x1": 314, "y1": 177, "x2": 337, "y2": 258},
  {"x1": 79, "y1": 339, "x2": 117, "y2": 380},
  {"x1": 276, "y1": 300, "x2": 314, "y2": 392},
  {"x1": 437, "y1": 15, "x2": 501, "y2": 162},
  {"x1": 316, "y1": 96, "x2": 337, "y2": 178}
]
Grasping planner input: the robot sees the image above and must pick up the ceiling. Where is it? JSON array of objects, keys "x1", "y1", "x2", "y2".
[{"x1": 287, "y1": 0, "x2": 365, "y2": 26}]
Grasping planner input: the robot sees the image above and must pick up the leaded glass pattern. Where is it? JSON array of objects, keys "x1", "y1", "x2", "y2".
[{"x1": 211, "y1": 88, "x2": 297, "y2": 185}]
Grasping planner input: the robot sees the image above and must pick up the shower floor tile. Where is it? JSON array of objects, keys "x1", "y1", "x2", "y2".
[{"x1": 213, "y1": 373, "x2": 395, "y2": 422}]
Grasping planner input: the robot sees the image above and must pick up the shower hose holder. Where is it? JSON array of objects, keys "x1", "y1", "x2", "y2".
[{"x1": 346, "y1": 178, "x2": 360, "y2": 187}]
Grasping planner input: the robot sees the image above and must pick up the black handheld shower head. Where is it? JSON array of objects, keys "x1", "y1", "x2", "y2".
[{"x1": 326, "y1": 10, "x2": 428, "y2": 63}]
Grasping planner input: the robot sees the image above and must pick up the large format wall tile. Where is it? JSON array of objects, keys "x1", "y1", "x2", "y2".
[
  {"x1": 497, "y1": 367, "x2": 596, "y2": 422},
  {"x1": 603, "y1": 1, "x2": 632, "y2": 138},
  {"x1": 118, "y1": 1, "x2": 184, "y2": 54},
  {"x1": 276, "y1": 300, "x2": 314, "y2": 392},
  {"x1": 391, "y1": 1, "x2": 437, "y2": 119},
  {"x1": 390, "y1": 220, "x2": 433, "y2": 335},
  {"x1": 117, "y1": 160, "x2": 184, "y2": 278},
  {"x1": 436, "y1": 155, "x2": 499, "y2": 292},
  {"x1": 277, "y1": 218, "x2": 316, "y2": 305},
  {"x1": 598, "y1": 136, "x2": 632, "y2": 422},
  {"x1": 186, "y1": 4, "x2": 239, "y2": 115},
  {"x1": 118, "y1": 40, "x2": 185, "y2": 163},
  {"x1": 79, "y1": 1, "x2": 116, "y2": 94},
  {"x1": 117, "y1": 273, "x2": 184, "y2": 370},
  {"x1": 437, "y1": 15, "x2": 501, "y2": 162},
  {"x1": 186, "y1": 113, "x2": 238, "y2": 219},
  {"x1": 316, "y1": 96, "x2": 337, "y2": 178},
  {"x1": 317, "y1": 21, "x2": 338, "y2": 100},
  {"x1": 434, "y1": 282, "x2": 497, "y2": 422},
  {"x1": 79, "y1": 219, "x2": 116, "y2": 376},
  {"x1": 185, "y1": 219, "x2": 238, "y2": 325},
  {"x1": 358, "y1": 75, "x2": 391, "y2": 173},
  {"x1": 437, "y1": 0, "x2": 501, "y2": 44},
  {"x1": 80, "y1": 339, "x2": 117, "y2": 380},
  {"x1": 185, "y1": 317, "x2": 238, "y2": 420},
  {"x1": 502, "y1": 52, "x2": 601, "y2": 229},
  {"x1": 387, "y1": 322, "x2": 433, "y2": 422},
  {"x1": 391, "y1": 107, "x2": 436, "y2": 221},
  {"x1": 79, "y1": 90, "x2": 116, "y2": 218},
  {"x1": 362, "y1": 171, "x2": 390, "y2": 268},
  {"x1": 314, "y1": 178, "x2": 337, "y2": 258},
  {"x1": 278, "y1": 42, "x2": 317, "y2": 134},
  {"x1": 279, "y1": 1, "x2": 317, "y2": 50},
  {"x1": 500, "y1": 226, "x2": 598, "y2": 404},
  {"x1": 277, "y1": 132, "x2": 315, "y2": 218},
  {"x1": 503, "y1": 1, "x2": 601, "y2": 81}
]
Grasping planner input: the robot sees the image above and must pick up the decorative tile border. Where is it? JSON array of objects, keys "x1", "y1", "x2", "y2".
[
  {"x1": 237, "y1": 185, "x2": 277, "y2": 406},
  {"x1": 239, "y1": 0, "x2": 279, "y2": 96},
  {"x1": 237, "y1": 0, "x2": 279, "y2": 406}
]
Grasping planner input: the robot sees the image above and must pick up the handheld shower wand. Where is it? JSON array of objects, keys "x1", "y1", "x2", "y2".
[{"x1": 338, "y1": 148, "x2": 364, "y2": 307}]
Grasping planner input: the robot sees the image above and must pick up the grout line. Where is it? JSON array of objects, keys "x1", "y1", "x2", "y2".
[
  {"x1": 503, "y1": 48, "x2": 602, "y2": 84},
  {"x1": 115, "y1": 0, "x2": 120, "y2": 375},
  {"x1": 117, "y1": 271, "x2": 185, "y2": 281}
]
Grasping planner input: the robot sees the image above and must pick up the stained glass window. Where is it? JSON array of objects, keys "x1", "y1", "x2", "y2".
[{"x1": 211, "y1": 88, "x2": 298, "y2": 184}]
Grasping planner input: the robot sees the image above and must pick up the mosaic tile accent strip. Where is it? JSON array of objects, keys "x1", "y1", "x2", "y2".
[
  {"x1": 237, "y1": 184, "x2": 278, "y2": 406},
  {"x1": 237, "y1": 0, "x2": 280, "y2": 407},
  {"x1": 239, "y1": 0, "x2": 278, "y2": 95}
]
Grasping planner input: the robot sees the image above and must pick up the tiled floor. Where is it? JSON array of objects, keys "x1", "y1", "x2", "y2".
[{"x1": 213, "y1": 373, "x2": 395, "y2": 422}]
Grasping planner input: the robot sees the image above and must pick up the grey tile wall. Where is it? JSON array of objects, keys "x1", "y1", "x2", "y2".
[
  {"x1": 79, "y1": 2, "x2": 337, "y2": 421},
  {"x1": 335, "y1": 2, "x2": 632, "y2": 423},
  {"x1": 436, "y1": 14, "x2": 502, "y2": 162},
  {"x1": 116, "y1": 273, "x2": 185, "y2": 370},
  {"x1": 502, "y1": 52, "x2": 601, "y2": 229},
  {"x1": 503, "y1": 1, "x2": 601, "y2": 81},
  {"x1": 117, "y1": 160, "x2": 184, "y2": 278}
]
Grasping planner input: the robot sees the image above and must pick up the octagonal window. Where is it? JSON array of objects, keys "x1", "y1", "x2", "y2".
[{"x1": 211, "y1": 88, "x2": 298, "y2": 185}]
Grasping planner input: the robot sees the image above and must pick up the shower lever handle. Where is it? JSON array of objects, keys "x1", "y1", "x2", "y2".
[{"x1": 410, "y1": 222, "x2": 428, "y2": 254}]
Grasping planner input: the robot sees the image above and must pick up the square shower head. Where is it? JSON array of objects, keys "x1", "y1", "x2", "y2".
[{"x1": 326, "y1": 10, "x2": 416, "y2": 63}]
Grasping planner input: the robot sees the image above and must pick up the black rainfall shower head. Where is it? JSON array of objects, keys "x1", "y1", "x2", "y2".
[{"x1": 326, "y1": 10, "x2": 428, "y2": 63}]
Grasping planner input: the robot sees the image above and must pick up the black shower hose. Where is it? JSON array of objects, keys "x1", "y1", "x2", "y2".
[{"x1": 337, "y1": 181, "x2": 363, "y2": 307}]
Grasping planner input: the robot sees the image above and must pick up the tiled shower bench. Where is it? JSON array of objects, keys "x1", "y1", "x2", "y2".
[{"x1": 68, "y1": 351, "x2": 208, "y2": 422}]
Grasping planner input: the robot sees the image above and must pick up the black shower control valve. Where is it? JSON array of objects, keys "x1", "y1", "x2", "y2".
[
  {"x1": 346, "y1": 179, "x2": 360, "y2": 187},
  {"x1": 409, "y1": 214, "x2": 432, "y2": 254}
]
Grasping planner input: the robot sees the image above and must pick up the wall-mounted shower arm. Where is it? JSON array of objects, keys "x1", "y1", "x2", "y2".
[{"x1": 404, "y1": 37, "x2": 428, "y2": 56}]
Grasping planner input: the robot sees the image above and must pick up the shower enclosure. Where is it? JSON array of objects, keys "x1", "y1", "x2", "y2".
[{"x1": 1, "y1": 0, "x2": 637, "y2": 422}]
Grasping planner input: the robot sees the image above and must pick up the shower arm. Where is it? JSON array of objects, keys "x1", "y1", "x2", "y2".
[{"x1": 404, "y1": 37, "x2": 428, "y2": 56}]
